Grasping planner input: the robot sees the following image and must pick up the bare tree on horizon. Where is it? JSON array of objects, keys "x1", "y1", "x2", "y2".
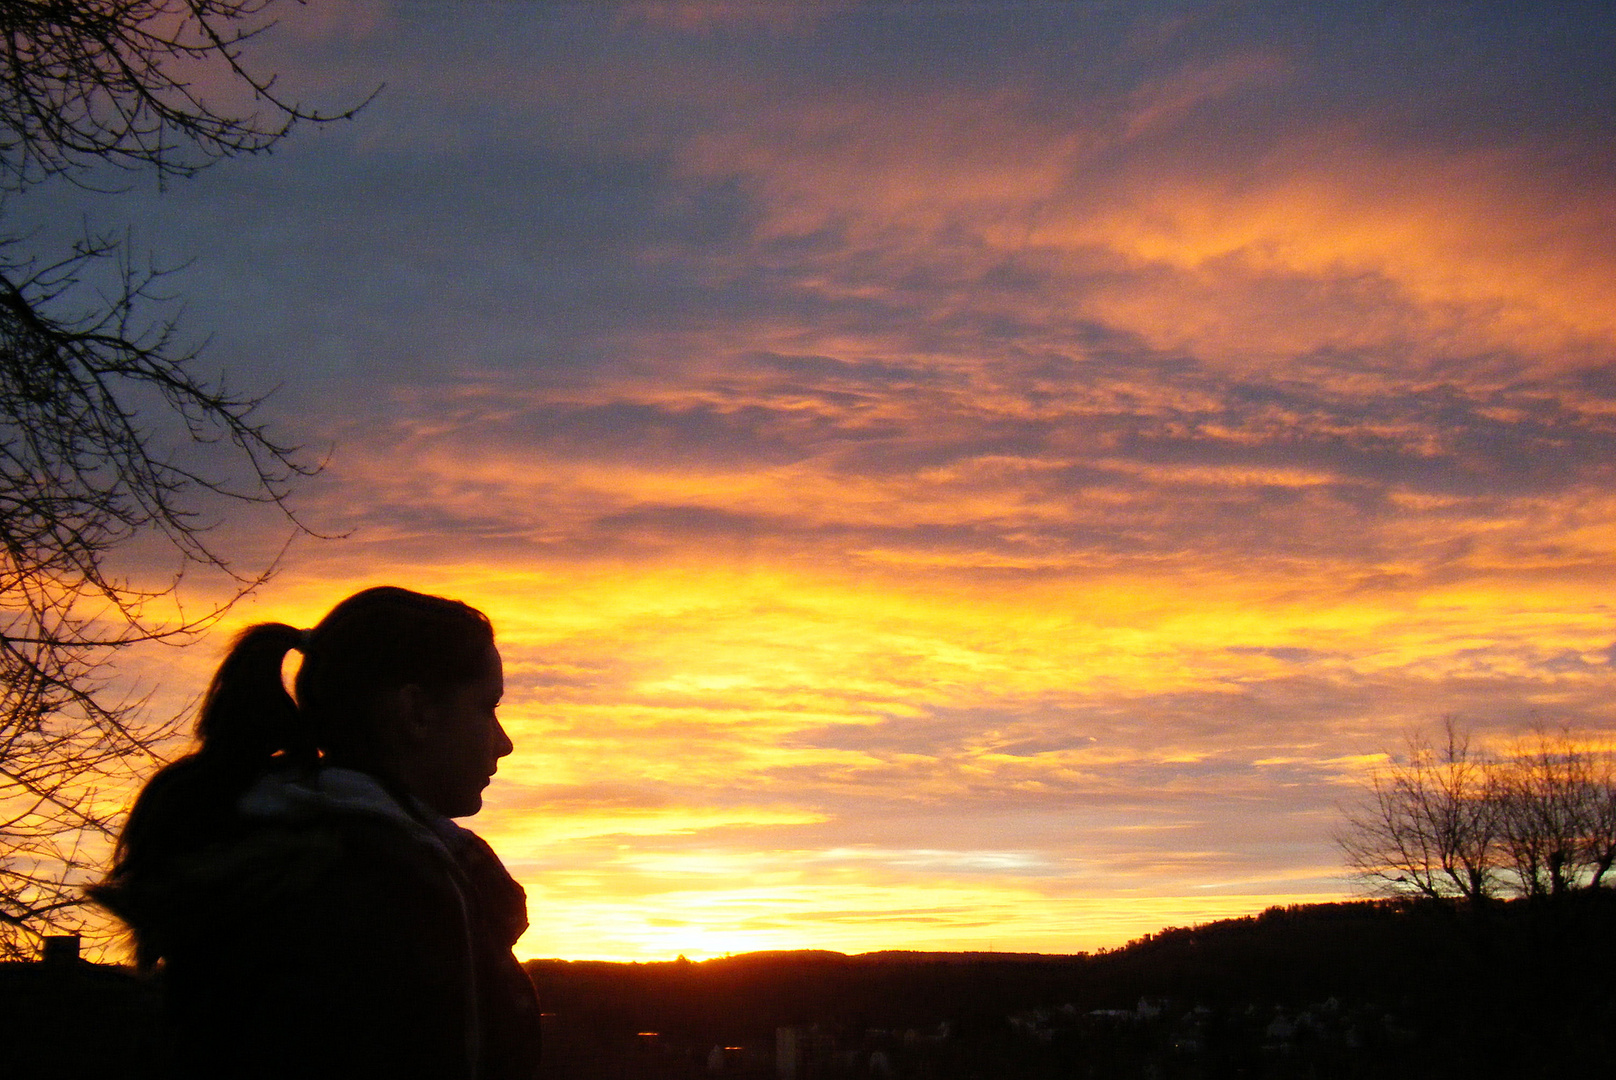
[
  {"x1": 1337, "y1": 718, "x2": 1500, "y2": 906},
  {"x1": 1339, "y1": 718, "x2": 1616, "y2": 905}
]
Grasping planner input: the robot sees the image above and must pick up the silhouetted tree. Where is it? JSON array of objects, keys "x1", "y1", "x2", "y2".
[
  {"x1": 1494, "y1": 727, "x2": 1616, "y2": 896},
  {"x1": 1581, "y1": 757, "x2": 1616, "y2": 888},
  {"x1": 1337, "y1": 719, "x2": 1499, "y2": 905},
  {"x1": 0, "y1": 0, "x2": 367, "y2": 957},
  {"x1": 1340, "y1": 720, "x2": 1616, "y2": 905}
]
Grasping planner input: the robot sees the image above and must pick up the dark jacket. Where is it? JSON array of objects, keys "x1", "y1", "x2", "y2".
[{"x1": 132, "y1": 767, "x2": 541, "y2": 1080}]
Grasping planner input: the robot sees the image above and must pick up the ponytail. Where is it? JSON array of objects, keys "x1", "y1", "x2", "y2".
[
  {"x1": 93, "y1": 622, "x2": 312, "y2": 964},
  {"x1": 196, "y1": 622, "x2": 313, "y2": 765}
]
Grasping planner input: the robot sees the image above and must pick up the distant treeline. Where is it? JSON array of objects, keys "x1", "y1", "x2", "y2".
[{"x1": 527, "y1": 894, "x2": 1616, "y2": 1078}]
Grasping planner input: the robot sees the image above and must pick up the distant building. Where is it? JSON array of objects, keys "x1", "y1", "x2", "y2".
[
  {"x1": 776, "y1": 1026, "x2": 798, "y2": 1079},
  {"x1": 1087, "y1": 1009, "x2": 1135, "y2": 1021},
  {"x1": 709, "y1": 1043, "x2": 752, "y2": 1074},
  {"x1": 41, "y1": 934, "x2": 81, "y2": 965}
]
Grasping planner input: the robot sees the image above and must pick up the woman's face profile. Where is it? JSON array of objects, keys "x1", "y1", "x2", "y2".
[{"x1": 402, "y1": 644, "x2": 513, "y2": 818}]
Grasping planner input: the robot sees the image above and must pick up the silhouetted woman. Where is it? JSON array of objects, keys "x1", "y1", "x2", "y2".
[{"x1": 94, "y1": 586, "x2": 542, "y2": 1080}]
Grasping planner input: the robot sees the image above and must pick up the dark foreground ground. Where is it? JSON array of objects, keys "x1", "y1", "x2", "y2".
[{"x1": 5, "y1": 894, "x2": 1613, "y2": 1079}]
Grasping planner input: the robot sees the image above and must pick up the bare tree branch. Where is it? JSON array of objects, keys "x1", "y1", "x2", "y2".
[
  {"x1": 0, "y1": 0, "x2": 376, "y2": 189},
  {"x1": 0, "y1": 0, "x2": 368, "y2": 957},
  {"x1": 1339, "y1": 719, "x2": 1616, "y2": 910},
  {"x1": 1337, "y1": 719, "x2": 1499, "y2": 906}
]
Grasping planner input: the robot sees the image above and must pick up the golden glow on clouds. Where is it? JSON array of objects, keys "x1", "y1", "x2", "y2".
[
  {"x1": 201, "y1": 522, "x2": 1610, "y2": 960},
  {"x1": 1062, "y1": 158, "x2": 1616, "y2": 365},
  {"x1": 659, "y1": 54, "x2": 1616, "y2": 371},
  {"x1": 86, "y1": 4, "x2": 1616, "y2": 961}
]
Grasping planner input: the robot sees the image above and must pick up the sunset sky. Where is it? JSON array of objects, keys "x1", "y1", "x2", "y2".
[{"x1": 26, "y1": 0, "x2": 1616, "y2": 960}]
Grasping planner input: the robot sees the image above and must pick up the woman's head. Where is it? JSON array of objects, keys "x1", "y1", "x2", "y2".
[
  {"x1": 193, "y1": 585, "x2": 509, "y2": 815},
  {"x1": 100, "y1": 586, "x2": 510, "y2": 965}
]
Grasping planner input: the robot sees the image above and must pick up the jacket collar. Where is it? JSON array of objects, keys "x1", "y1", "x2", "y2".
[{"x1": 237, "y1": 764, "x2": 461, "y2": 860}]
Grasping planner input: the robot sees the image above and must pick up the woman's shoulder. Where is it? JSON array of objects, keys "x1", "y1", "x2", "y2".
[
  {"x1": 158, "y1": 767, "x2": 466, "y2": 944},
  {"x1": 192, "y1": 811, "x2": 454, "y2": 899},
  {"x1": 159, "y1": 814, "x2": 481, "y2": 1080}
]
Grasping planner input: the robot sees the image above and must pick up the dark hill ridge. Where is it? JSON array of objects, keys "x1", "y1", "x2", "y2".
[
  {"x1": 526, "y1": 895, "x2": 1616, "y2": 1078},
  {"x1": 5, "y1": 898, "x2": 1605, "y2": 1079}
]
